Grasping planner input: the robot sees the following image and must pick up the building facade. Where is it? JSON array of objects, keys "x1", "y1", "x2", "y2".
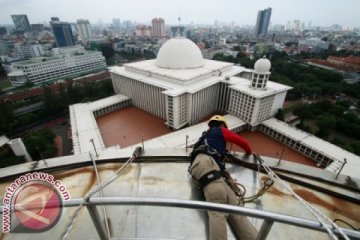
[
  {"x1": 254, "y1": 8, "x2": 272, "y2": 37},
  {"x1": 14, "y1": 44, "x2": 45, "y2": 59},
  {"x1": 109, "y1": 37, "x2": 291, "y2": 129},
  {"x1": 11, "y1": 15, "x2": 31, "y2": 32},
  {"x1": 136, "y1": 25, "x2": 151, "y2": 37},
  {"x1": 77, "y1": 19, "x2": 92, "y2": 42},
  {"x1": 8, "y1": 46, "x2": 106, "y2": 86},
  {"x1": 50, "y1": 19, "x2": 76, "y2": 47},
  {"x1": 0, "y1": 27, "x2": 7, "y2": 36},
  {"x1": 151, "y1": 18, "x2": 165, "y2": 37}
]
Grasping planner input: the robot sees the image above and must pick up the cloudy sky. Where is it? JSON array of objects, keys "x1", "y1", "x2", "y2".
[{"x1": 0, "y1": 0, "x2": 359, "y2": 27}]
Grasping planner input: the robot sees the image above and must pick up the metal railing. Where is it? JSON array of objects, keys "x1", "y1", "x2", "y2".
[{"x1": 3, "y1": 197, "x2": 358, "y2": 240}]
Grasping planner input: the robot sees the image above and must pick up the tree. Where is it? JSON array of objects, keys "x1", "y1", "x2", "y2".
[
  {"x1": 23, "y1": 129, "x2": 56, "y2": 160},
  {"x1": 43, "y1": 86, "x2": 61, "y2": 116},
  {"x1": 351, "y1": 141, "x2": 360, "y2": 155},
  {"x1": 233, "y1": 46, "x2": 241, "y2": 51},
  {"x1": 0, "y1": 62, "x2": 6, "y2": 77},
  {"x1": 101, "y1": 43, "x2": 115, "y2": 63},
  {"x1": 59, "y1": 83, "x2": 69, "y2": 107},
  {"x1": 275, "y1": 109, "x2": 284, "y2": 121},
  {"x1": 0, "y1": 99, "x2": 14, "y2": 134},
  {"x1": 296, "y1": 120, "x2": 312, "y2": 133},
  {"x1": 315, "y1": 114, "x2": 336, "y2": 138},
  {"x1": 67, "y1": 80, "x2": 81, "y2": 104},
  {"x1": 238, "y1": 57, "x2": 254, "y2": 68}
]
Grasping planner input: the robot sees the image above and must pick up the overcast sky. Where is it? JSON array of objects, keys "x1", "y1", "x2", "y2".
[{"x1": 0, "y1": 0, "x2": 359, "y2": 27}]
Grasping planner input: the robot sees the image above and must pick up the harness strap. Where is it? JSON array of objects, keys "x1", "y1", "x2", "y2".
[
  {"x1": 190, "y1": 145, "x2": 224, "y2": 169},
  {"x1": 198, "y1": 170, "x2": 222, "y2": 189}
]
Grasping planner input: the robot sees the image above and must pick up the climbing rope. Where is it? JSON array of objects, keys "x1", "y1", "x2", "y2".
[
  {"x1": 253, "y1": 154, "x2": 349, "y2": 240},
  {"x1": 60, "y1": 147, "x2": 143, "y2": 240},
  {"x1": 222, "y1": 154, "x2": 274, "y2": 203},
  {"x1": 222, "y1": 169, "x2": 274, "y2": 203}
]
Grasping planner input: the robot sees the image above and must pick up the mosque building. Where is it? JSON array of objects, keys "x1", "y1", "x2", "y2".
[
  {"x1": 109, "y1": 37, "x2": 292, "y2": 129},
  {"x1": 67, "y1": 36, "x2": 358, "y2": 178}
]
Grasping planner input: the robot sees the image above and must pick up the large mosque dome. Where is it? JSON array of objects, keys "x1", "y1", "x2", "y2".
[
  {"x1": 254, "y1": 56, "x2": 271, "y2": 73},
  {"x1": 155, "y1": 37, "x2": 205, "y2": 69}
]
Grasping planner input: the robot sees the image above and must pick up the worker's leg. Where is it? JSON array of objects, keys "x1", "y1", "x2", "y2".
[
  {"x1": 227, "y1": 186, "x2": 258, "y2": 240},
  {"x1": 204, "y1": 181, "x2": 229, "y2": 240},
  {"x1": 190, "y1": 154, "x2": 229, "y2": 239}
]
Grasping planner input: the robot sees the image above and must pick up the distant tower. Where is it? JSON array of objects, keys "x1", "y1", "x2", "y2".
[
  {"x1": 50, "y1": 18, "x2": 76, "y2": 47},
  {"x1": 11, "y1": 14, "x2": 31, "y2": 32},
  {"x1": 151, "y1": 18, "x2": 165, "y2": 37},
  {"x1": 77, "y1": 19, "x2": 92, "y2": 42},
  {"x1": 254, "y1": 8, "x2": 272, "y2": 37},
  {"x1": 51, "y1": 17, "x2": 60, "y2": 22},
  {"x1": 112, "y1": 18, "x2": 121, "y2": 32},
  {"x1": 251, "y1": 56, "x2": 271, "y2": 89},
  {"x1": 293, "y1": 20, "x2": 301, "y2": 32}
]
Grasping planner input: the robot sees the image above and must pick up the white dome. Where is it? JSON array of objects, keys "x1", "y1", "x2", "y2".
[
  {"x1": 254, "y1": 57, "x2": 271, "y2": 73},
  {"x1": 155, "y1": 37, "x2": 205, "y2": 69}
]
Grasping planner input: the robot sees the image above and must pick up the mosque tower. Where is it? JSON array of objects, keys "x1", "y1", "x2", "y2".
[{"x1": 250, "y1": 56, "x2": 271, "y2": 90}]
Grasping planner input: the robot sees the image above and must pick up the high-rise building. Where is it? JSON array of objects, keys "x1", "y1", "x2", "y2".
[
  {"x1": 112, "y1": 18, "x2": 121, "y2": 32},
  {"x1": 11, "y1": 14, "x2": 31, "y2": 32},
  {"x1": 122, "y1": 20, "x2": 134, "y2": 34},
  {"x1": 50, "y1": 18, "x2": 76, "y2": 47},
  {"x1": 136, "y1": 25, "x2": 151, "y2": 37},
  {"x1": 151, "y1": 18, "x2": 165, "y2": 37},
  {"x1": 254, "y1": 8, "x2": 272, "y2": 37},
  {"x1": 77, "y1": 19, "x2": 92, "y2": 42}
]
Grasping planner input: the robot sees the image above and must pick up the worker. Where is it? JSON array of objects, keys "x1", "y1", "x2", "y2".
[{"x1": 189, "y1": 115, "x2": 258, "y2": 240}]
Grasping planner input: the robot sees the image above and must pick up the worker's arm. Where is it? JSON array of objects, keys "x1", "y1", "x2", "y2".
[{"x1": 221, "y1": 128, "x2": 252, "y2": 154}]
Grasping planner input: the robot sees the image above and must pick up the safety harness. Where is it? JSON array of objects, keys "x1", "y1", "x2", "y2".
[
  {"x1": 190, "y1": 130, "x2": 227, "y2": 170},
  {"x1": 189, "y1": 130, "x2": 228, "y2": 189},
  {"x1": 189, "y1": 131, "x2": 274, "y2": 202},
  {"x1": 198, "y1": 170, "x2": 223, "y2": 190}
]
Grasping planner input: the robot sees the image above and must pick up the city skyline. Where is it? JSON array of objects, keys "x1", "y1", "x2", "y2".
[{"x1": 0, "y1": 0, "x2": 359, "y2": 28}]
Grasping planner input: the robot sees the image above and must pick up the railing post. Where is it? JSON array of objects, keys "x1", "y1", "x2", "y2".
[
  {"x1": 86, "y1": 204, "x2": 107, "y2": 240},
  {"x1": 89, "y1": 139, "x2": 98, "y2": 157},
  {"x1": 142, "y1": 134, "x2": 145, "y2": 151},
  {"x1": 335, "y1": 158, "x2": 347, "y2": 179},
  {"x1": 256, "y1": 219, "x2": 274, "y2": 240}
]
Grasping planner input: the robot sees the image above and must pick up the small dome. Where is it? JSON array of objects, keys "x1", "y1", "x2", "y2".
[
  {"x1": 254, "y1": 56, "x2": 271, "y2": 73},
  {"x1": 155, "y1": 37, "x2": 205, "y2": 69}
]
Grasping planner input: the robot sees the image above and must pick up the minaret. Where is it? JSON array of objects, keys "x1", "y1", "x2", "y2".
[{"x1": 250, "y1": 56, "x2": 271, "y2": 90}]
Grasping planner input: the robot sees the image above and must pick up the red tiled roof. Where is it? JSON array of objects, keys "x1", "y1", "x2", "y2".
[{"x1": 307, "y1": 58, "x2": 360, "y2": 72}]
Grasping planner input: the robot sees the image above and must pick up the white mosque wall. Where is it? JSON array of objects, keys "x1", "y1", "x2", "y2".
[
  {"x1": 255, "y1": 95, "x2": 275, "y2": 124},
  {"x1": 270, "y1": 91, "x2": 287, "y2": 116},
  {"x1": 250, "y1": 98, "x2": 261, "y2": 125},
  {"x1": 113, "y1": 74, "x2": 166, "y2": 119},
  {"x1": 217, "y1": 82, "x2": 231, "y2": 112},
  {"x1": 189, "y1": 84, "x2": 219, "y2": 125},
  {"x1": 228, "y1": 89, "x2": 256, "y2": 123}
]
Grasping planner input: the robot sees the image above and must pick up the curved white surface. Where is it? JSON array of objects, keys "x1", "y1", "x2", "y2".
[
  {"x1": 254, "y1": 57, "x2": 271, "y2": 73},
  {"x1": 155, "y1": 37, "x2": 205, "y2": 69}
]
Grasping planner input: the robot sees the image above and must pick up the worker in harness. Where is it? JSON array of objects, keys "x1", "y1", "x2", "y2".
[{"x1": 189, "y1": 115, "x2": 258, "y2": 240}]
